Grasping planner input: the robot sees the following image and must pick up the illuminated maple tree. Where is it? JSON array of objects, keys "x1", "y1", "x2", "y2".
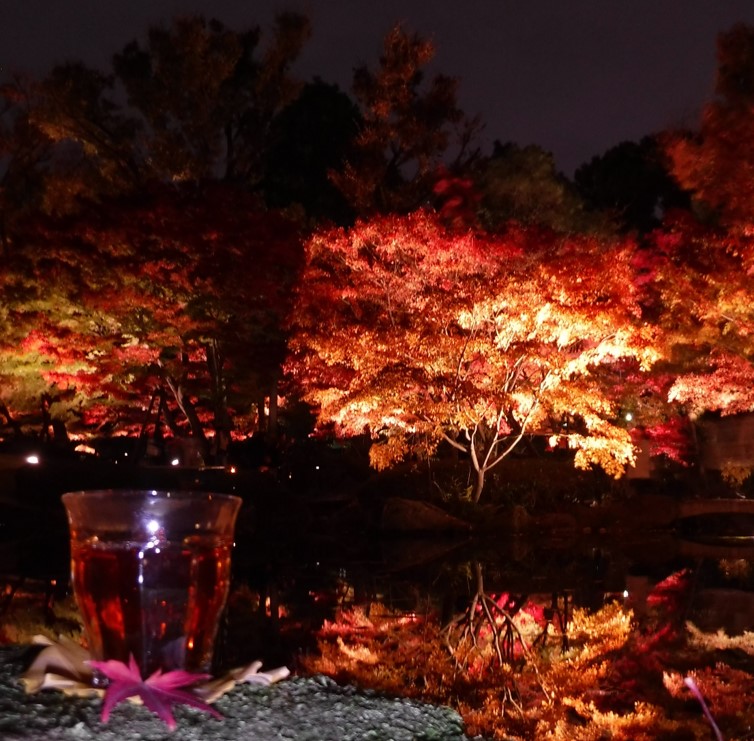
[
  {"x1": 2, "y1": 184, "x2": 302, "y2": 452},
  {"x1": 659, "y1": 25, "x2": 754, "y2": 433},
  {"x1": 0, "y1": 213, "x2": 112, "y2": 437},
  {"x1": 648, "y1": 214, "x2": 754, "y2": 426},
  {"x1": 287, "y1": 210, "x2": 660, "y2": 501}
]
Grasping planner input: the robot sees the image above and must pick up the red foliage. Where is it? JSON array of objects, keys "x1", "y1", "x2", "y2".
[
  {"x1": 603, "y1": 570, "x2": 694, "y2": 709},
  {"x1": 5, "y1": 182, "x2": 303, "y2": 441},
  {"x1": 634, "y1": 416, "x2": 693, "y2": 465},
  {"x1": 89, "y1": 655, "x2": 221, "y2": 730},
  {"x1": 433, "y1": 166, "x2": 480, "y2": 230},
  {"x1": 289, "y1": 208, "x2": 664, "y2": 499}
]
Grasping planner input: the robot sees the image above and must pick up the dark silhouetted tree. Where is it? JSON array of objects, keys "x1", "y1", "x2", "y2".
[
  {"x1": 262, "y1": 79, "x2": 360, "y2": 224},
  {"x1": 477, "y1": 142, "x2": 609, "y2": 235},
  {"x1": 575, "y1": 136, "x2": 689, "y2": 234},
  {"x1": 113, "y1": 12, "x2": 311, "y2": 184}
]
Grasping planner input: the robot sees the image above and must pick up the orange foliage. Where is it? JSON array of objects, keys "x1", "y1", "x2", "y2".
[
  {"x1": 288, "y1": 209, "x2": 662, "y2": 500},
  {"x1": 300, "y1": 572, "x2": 754, "y2": 740},
  {"x1": 666, "y1": 24, "x2": 754, "y2": 228},
  {"x1": 651, "y1": 216, "x2": 754, "y2": 420}
]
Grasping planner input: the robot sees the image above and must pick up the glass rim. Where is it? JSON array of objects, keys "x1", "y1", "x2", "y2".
[{"x1": 62, "y1": 489, "x2": 242, "y2": 504}]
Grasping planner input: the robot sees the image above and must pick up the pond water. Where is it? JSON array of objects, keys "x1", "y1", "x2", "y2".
[
  {"x1": 216, "y1": 530, "x2": 754, "y2": 667},
  {"x1": 3, "y1": 494, "x2": 754, "y2": 667},
  {"x1": 4, "y1": 491, "x2": 754, "y2": 739}
]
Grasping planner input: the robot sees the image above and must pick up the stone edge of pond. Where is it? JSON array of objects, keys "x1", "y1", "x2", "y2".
[{"x1": 0, "y1": 645, "x2": 491, "y2": 741}]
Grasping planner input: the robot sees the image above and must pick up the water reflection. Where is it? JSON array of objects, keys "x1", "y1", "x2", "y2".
[
  {"x1": 213, "y1": 533, "x2": 754, "y2": 676},
  {"x1": 226, "y1": 538, "x2": 753, "y2": 740},
  {"x1": 4, "y1": 515, "x2": 754, "y2": 738}
]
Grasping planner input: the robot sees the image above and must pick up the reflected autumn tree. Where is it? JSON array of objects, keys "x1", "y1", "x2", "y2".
[
  {"x1": 287, "y1": 209, "x2": 662, "y2": 501},
  {"x1": 440, "y1": 561, "x2": 559, "y2": 711},
  {"x1": 302, "y1": 567, "x2": 754, "y2": 739}
]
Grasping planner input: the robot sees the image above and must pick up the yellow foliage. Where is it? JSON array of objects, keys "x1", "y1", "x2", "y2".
[
  {"x1": 1, "y1": 595, "x2": 83, "y2": 646},
  {"x1": 369, "y1": 435, "x2": 409, "y2": 471},
  {"x1": 721, "y1": 463, "x2": 752, "y2": 487},
  {"x1": 537, "y1": 699, "x2": 688, "y2": 741},
  {"x1": 336, "y1": 636, "x2": 380, "y2": 665},
  {"x1": 289, "y1": 211, "x2": 667, "y2": 500},
  {"x1": 299, "y1": 590, "x2": 754, "y2": 739},
  {"x1": 686, "y1": 621, "x2": 754, "y2": 656}
]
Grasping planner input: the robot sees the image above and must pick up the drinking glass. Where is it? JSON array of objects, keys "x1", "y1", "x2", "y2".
[{"x1": 62, "y1": 489, "x2": 241, "y2": 679}]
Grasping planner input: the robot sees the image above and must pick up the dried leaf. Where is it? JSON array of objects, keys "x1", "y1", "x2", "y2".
[{"x1": 21, "y1": 634, "x2": 97, "y2": 696}]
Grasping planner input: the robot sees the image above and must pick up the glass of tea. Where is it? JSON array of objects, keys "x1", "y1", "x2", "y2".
[{"x1": 62, "y1": 490, "x2": 241, "y2": 680}]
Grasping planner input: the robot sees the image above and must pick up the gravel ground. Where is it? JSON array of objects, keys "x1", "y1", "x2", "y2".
[{"x1": 0, "y1": 646, "x2": 482, "y2": 741}]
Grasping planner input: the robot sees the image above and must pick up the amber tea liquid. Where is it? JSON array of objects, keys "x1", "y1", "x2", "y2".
[{"x1": 71, "y1": 536, "x2": 232, "y2": 676}]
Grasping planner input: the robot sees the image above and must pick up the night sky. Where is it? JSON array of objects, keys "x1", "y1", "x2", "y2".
[{"x1": 3, "y1": 0, "x2": 754, "y2": 175}]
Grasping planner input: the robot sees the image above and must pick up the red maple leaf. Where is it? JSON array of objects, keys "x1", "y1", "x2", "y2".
[{"x1": 88, "y1": 655, "x2": 222, "y2": 730}]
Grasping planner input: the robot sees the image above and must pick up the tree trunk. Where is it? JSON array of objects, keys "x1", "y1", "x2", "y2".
[
  {"x1": 472, "y1": 466, "x2": 485, "y2": 504},
  {"x1": 256, "y1": 391, "x2": 267, "y2": 434},
  {"x1": 268, "y1": 373, "x2": 279, "y2": 436},
  {"x1": 40, "y1": 393, "x2": 53, "y2": 443},
  {"x1": 158, "y1": 388, "x2": 182, "y2": 437},
  {"x1": 135, "y1": 389, "x2": 161, "y2": 460},
  {"x1": 0, "y1": 401, "x2": 24, "y2": 437},
  {"x1": 206, "y1": 340, "x2": 232, "y2": 464},
  {"x1": 161, "y1": 368, "x2": 209, "y2": 462}
]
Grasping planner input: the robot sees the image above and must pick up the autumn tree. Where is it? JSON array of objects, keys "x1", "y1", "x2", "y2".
[
  {"x1": 0, "y1": 13, "x2": 312, "y2": 445},
  {"x1": 5, "y1": 184, "x2": 302, "y2": 456},
  {"x1": 113, "y1": 12, "x2": 311, "y2": 184},
  {"x1": 0, "y1": 79, "x2": 55, "y2": 252},
  {"x1": 25, "y1": 62, "x2": 144, "y2": 212},
  {"x1": 654, "y1": 24, "x2": 754, "y2": 459},
  {"x1": 665, "y1": 23, "x2": 754, "y2": 227},
  {"x1": 13, "y1": 12, "x2": 311, "y2": 216},
  {"x1": 331, "y1": 25, "x2": 480, "y2": 216},
  {"x1": 0, "y1": 204, "x2": 128, "y2": 438},
  {"x1": 649, "y1": 214, "x2": 754, "y2": 420},
  {"x1": 287, "y1": 210, "x2": 660, "y2": 501}
]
